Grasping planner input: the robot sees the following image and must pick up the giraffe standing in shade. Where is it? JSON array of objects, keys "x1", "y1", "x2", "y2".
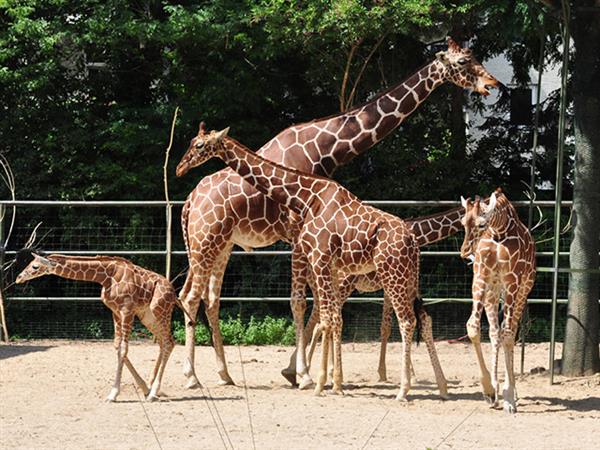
[
  {"x1": 177, "y1": 128, "x2": 449, "y2": 400},
  {"x1": 176, "y1": 38, "x2": 499, "y2": 389},
  {"x1": 459, "y1": 189, "x2": 536, "y2": 414},
  {"x1": 302, "y1": 206, "x2": 464, "y2": 382},
  {"x1": 16, "y1": 254, "x2": 178, "y2": 402}
]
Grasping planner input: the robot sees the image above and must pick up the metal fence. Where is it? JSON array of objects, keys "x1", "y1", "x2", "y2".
[{"x1": 0, "y1": 199, "x2": 577, "y2": 341}]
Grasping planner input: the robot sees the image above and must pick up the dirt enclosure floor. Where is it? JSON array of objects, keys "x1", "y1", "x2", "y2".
[{"x1": 1, "y1": 340, "x2": 599, "y2": 450}]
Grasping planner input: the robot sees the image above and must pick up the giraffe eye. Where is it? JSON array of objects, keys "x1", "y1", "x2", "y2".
[
  {"x1": 195, "y1": 140, "x2": 204, "y2": 149},
  {"x1": 32, "y1": 264, "x2": 39, "y2": 270},
  {"x1": 457, "y1": 57, "x2": 470, "y2": 65}
]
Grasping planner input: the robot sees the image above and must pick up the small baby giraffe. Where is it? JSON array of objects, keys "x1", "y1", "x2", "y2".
[{"x1": 16, "y1": 253, "x2": 178, "y2": 402}]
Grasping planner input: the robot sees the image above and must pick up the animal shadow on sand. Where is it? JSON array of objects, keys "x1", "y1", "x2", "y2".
[
  {"x1": 0, "y1": 343, "x2": 54, "y2": 360},
  {"x1": 116, "y1": 394, "x2": 244, "y2": 404},
  {"x1": 517, "y1": 394, "x2": 600, "y2": 414}
]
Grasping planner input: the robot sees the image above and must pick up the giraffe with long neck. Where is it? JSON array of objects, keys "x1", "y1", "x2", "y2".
[
  {"x1": 460, "y1": 189, "x2": 536, "y2": 414},
  {"x1": 300, "y1": 206, "x2": 464, "y2": 382},
  {"x1": 178, "y1": 127, "x2": 449, "y2": 400},
  {"x1": 16, "y1": 254, "x2": 178, "y2": 402},
  {"x1": 176, "y1": 38, "x2": 498, "y2": 388}
]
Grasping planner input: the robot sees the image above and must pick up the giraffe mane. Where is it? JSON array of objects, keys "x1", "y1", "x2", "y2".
[
  {"x1": 289, "y1": 60, "x2": 437, "y2": 128},
  {"x1": 405, "y1": 205, "x2": 463, "y2": 223},
  {"x1": 225, "y1": 136, "x2": 349, "y2": 186},
  {"x1": 46, "y1": 254, "x2": 135, "y2": 265}
]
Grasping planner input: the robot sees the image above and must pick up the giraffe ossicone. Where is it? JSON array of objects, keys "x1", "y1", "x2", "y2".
[{"x1": 16, "y1": 252, "x2": 178, "y2": 403}]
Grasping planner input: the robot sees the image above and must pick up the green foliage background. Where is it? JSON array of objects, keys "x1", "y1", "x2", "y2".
[{"x1": 0, "y1": 1, "x2": 579, "y2": 341}]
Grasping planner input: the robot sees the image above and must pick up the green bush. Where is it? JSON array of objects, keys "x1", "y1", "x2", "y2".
[{"x1": 172, "y1": 315, "x2": 295, "y2": 346}]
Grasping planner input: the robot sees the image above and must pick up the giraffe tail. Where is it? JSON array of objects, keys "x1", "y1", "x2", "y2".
[
  {"x1": 173, "y1": 295, "x2": 197, "y2": 327},
  {"x1": 413, "y1": 296, "x2": 424, "y2": 346}
]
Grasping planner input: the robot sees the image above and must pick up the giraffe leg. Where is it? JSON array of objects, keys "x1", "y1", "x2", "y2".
[
  {"x1": 285, "y1": 248, "x2": 314, "y2": 389},
  {"x1": 147, "y1": 335, "x2": 175, "y2": 402},
  {"x1": 467, "y1": 281, "x2": 495, "y2": 402},
  {"x1": 314, "y1": 319, "x2": 331, "y2": 396},
  {"x1": 180, "y1": 277, "x2": 203, "y2": 389},
  {"x1": 143, "y1": 295, "x2": 176, "y2": 401},
  {"x1": 418, "y1": 308, "x2": 449, "y2": 399},
  {"x1": 312, "y1": 266, "x2": 336, "y2": 397},
  {"x1": 501, "y1": 278, "x2": 526, "y2": 414},
  {"x1": 107, "y1": 311, "x2": 134, "y2": 402},
  {"x1": 378, "y1": 296, "x2": 393, "y2": 382},
  {"x1": 306, "y1": 322, "x2": 322, "y2": 373},
  {"x1": 110, "y1": 312, "x2": 149, "y2": 395},
  {"x1": 330, "y1": 308, "x2": 344, "y2": 395},
  {"x1": 395, "y1": 311, "x2": 415, "y2": 402},
  {"x1": 483, "y1": 294, "x2": 501, "y2": 408}
]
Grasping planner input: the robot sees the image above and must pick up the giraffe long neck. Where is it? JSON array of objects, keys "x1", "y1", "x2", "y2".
[
  {"x1": 406, "y1": 206, "x2": 463, "y2": 247},
  {"x1": 218, "y1": 139, "x2": 326, "y2": 216},
  {"x1": 48, "y1": 256, "x2": 112, "y2": 285},
  {"x1": 270, "y1": 59, "x2": 447, "y2": 176}
]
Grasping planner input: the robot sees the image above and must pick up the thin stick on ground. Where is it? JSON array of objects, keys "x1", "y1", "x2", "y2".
[
  {"x1": 360, "y1": 408, "x2": 389, "y2": 450},
  {"x1": 238, "y1": 345, "x2": 257, "y2": 450}
]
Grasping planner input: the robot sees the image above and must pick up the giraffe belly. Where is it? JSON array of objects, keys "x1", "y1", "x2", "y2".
[{"x1": 231, "y1": 229, "x2": 282, "y2": 251}]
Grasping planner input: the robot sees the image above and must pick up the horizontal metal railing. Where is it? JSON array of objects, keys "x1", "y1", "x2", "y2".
[{"x1": 1, "y1": 199, "x2": 583, "y2": 304}]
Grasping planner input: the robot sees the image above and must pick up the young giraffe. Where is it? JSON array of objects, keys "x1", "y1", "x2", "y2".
[
  {"x1": 460, "y1": 189, "x2": 536, "y2": 414},
  {"x1": 302, "y1": 206, "x2": 464, "y2": 382},
  {"x1": 16, "y1": 253, "x2": 178, "y2": 402},
  {"x1": 176, "y1": 38, "x2": 498, "y2": 388},
  {"x1": 177, "y1": 127, "x2": 449, "y2": 400}
]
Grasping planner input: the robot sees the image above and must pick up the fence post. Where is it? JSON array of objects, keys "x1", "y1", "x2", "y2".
[{"x1": 0, "y1": 204, "x2": 9, "y2": 342}]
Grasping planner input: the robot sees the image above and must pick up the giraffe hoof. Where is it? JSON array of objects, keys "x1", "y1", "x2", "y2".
[
  {"x1": 503, "y1": 402, "x2": 517, "y2": 414},
  {"x1": 331, "y1": 387, "x2": 345, "y2": 396},
  {"x1": 298, "y1": 375, "x2": 315, "y2": 390},
  {"x1": 281, "y1": 369, "x2": 298, "y2": 387},
  {"x1": 313, "y1": 386, "x2": 325, "y2": 397},
  {"x1": 217, "y1": 371, "x2": 235, "y2": 386},
  {"x1": 395, "y1": 394, "x2": 409, "y2": 402},
  {"x1": 439, "y1": 390, "x2": 450, "y2": 401},
  {"x1": 146, "y1": 394, "x2": 160, "y2": 402},
  {"x1": 483, "y1": 394, "x2": 498, "y2": 408},
  {"x1": 105, "y1": 388, "x2": 119, "y2": 402},
  {"x1": 185, "y1": 378, "x2": 202, "y2": 390}
]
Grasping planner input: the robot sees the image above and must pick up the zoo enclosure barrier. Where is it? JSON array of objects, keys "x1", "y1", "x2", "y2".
[{"x1": 0, "y1": 199, "x2": 583, "y2": 342}]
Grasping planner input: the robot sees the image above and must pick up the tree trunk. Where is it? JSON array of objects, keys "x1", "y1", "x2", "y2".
[{"x1": 561, "y1": 0, "x2": 600, "y2": 376}]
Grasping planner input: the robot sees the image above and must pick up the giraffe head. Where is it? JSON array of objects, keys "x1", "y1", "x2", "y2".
[
  {"x1": 436, "y1": 37, "x2": 499, "y2": 96},
  {"x1": 15, "y1": 253, "x2": 58, "y2": 284},
  {"x1": 176, "y1": 122, "x2": 230, "y2": 177},
  {"x1": 460, "y1": 192, "x2": 498, "y2": 260}
]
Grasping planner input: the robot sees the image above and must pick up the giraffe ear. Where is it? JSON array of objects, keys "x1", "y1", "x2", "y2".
[
  {"x1": 199, "y1": 121, "x2": 206, "y2": 134},
  {"x1": 460, "y1": 196, "x2": 468, "y2": 208},
  {"x1": 483, "y1": 192, "x2": 497, "y2": 214},
  {"x1": 33, "y1": 253, "x2": 55, "y2": 266},
  {"x1": 215, "y1": 127, "x2": 230, "y2": 141},
  {"x1": 447, "y1": 37, "x2": 462, "y2": 53}
]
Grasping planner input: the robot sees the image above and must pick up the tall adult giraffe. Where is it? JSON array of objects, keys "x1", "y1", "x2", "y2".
[
  {"x1": 178, "y1": 127, "x2": 450, "y2": 400},
  {"x1": 177, "y1": 38, "x2": 498, "y2": 388}
]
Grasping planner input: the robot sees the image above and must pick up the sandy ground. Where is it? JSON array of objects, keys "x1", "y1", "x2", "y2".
[{"x1": 1, "y1": 340, "x2": 598, "y2": 450}]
